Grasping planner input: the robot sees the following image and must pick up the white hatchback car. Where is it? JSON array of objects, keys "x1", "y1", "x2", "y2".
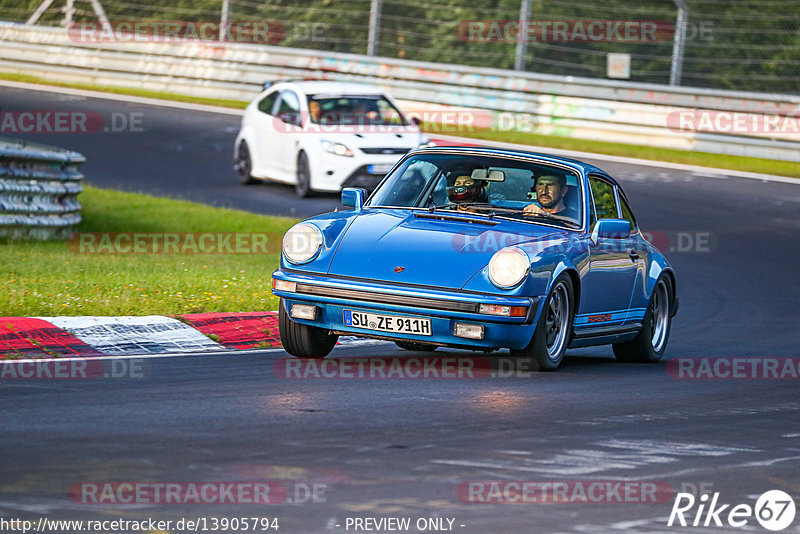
[{"x1": 234, "y1": 80, "x2": 429, "y2": 197}]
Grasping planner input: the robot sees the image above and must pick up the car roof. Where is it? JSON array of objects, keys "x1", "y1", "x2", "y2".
[
  {"x1": 413, "y1": 145, "x2": 617, "y2": 184},
  {"x1": 269, "y1": 80, "x2": 387, "y2": 96}
]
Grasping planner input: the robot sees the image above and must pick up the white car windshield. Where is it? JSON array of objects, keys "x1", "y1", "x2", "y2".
[
  {"x1": 368, "y1": 153, "x2": 583, "y2": 228},
  {"x1": 306, "y1": 95, "x2": 407, "y2": 126}
]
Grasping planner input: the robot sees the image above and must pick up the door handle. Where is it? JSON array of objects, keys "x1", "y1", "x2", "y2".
[{"x1": 629, "y1": 249, "x2": 640, "y2": 261}]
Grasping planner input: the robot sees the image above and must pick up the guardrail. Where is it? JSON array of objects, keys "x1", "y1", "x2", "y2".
[
  {"x1": 0, "y1": 136, "x2": 84, "y2": 240},
  {"x1": 1, "y1": 23, "x2": 799, "y2": 162}
]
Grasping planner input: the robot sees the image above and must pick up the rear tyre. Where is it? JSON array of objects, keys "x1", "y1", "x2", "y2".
[
  {"x1": 278, "y1": 299, "x2": 337, "y2": 359},
  {"x1": 613, "y1": 276, "x2": 673, "y2": 363},
  {"x1": 296, "y1": 152, "x2": 311, "y2": 198},
  {"x1": 395, "y1": 341, "x2": 437, "y2": 352},
  {"x1": 235, "y1": 141, "x2": 257, "y2": 185},
  {"x1": 510, "y1": 274, "x2": 574, "y2": 372}
]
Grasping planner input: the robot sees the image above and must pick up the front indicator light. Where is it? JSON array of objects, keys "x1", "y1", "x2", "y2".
[
  {"x1": 290, "y1": 304, "x2": 317, "y2": 320},
  {"x1": 273, "y1": 279, "x2": 297, "y2": 292},
  {"x1": 454, "y1": 323, "x2": 484, "y2": 340},
  {"x1": 479, "y1": 304, "x2": 527, "y2": 317}
]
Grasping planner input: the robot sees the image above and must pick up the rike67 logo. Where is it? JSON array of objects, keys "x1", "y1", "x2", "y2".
[{"x1": 668, "y1": 490, "x2": 796, "y2": 531}]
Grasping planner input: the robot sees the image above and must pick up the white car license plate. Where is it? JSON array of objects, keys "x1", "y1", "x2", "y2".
[
  {"x1": 366, "y1": 163, "x2": 394, "y2": 174},
  {"x1": 343, "y1": 309, "x2": 432, "y2": 336}
]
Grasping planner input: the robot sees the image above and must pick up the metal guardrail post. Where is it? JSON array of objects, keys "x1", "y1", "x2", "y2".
[
  {"x1": 514, "y1": 0, "x2": 531, "y2": 71},
  {"x1": 0, "y1": 137, "x2": 85, "y2": 240},
  {"x1": 219, "y1": 0, "x2": 231, "y2": 42},
  {"x1": 367, "y1": 0, "x2": 381, "y2": 56},
  {"x1": 670, "y1": 0, "x2": 688, "y2": 86}
]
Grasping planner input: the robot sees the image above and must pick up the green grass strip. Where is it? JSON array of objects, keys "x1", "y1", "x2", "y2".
[{"x1": 1, "y1": 186, "x2": 297, "y2": 316}]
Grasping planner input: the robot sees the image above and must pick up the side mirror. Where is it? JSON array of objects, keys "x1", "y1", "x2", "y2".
[
  {"x1": 342, "y1": 187, "x2": 367, "y2": 211},
  {"x1": 410, "y1": 116, "x2": 422, "y2": 127},
  {"x1": 591, "y1": 218, "x2": 631, "y2": 243}
]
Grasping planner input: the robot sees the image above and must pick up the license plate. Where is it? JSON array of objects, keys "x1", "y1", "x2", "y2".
[
  {"x1": 343, "y1": 309, "x2": 432, "y2": 336},
  {"x1": 367, "y1": 163, "x2": 394, "y2": 174}
]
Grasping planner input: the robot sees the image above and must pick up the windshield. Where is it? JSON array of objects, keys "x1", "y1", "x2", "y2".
[
  {"x1": 306, "y1": 94, "x2": 407, "y2": 126},
  {"x1": 367, "y1": 153, "x2": 583, "y2": 228}
]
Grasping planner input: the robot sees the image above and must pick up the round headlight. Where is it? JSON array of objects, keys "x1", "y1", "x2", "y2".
[
  {"x1": 488, "y1": 247, "x2": 530, "y2": 288},
  {"x1": 282, "y1": 223, "x2": 322, "y2": 264}
]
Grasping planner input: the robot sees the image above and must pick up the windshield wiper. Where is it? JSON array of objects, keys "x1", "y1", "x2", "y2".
[
  {"x1": 522, "y1": 210, "x2": 581, "y2": 228},
  {"x1": 426, "y1": 204, "x2": 456, "y2": 213}
]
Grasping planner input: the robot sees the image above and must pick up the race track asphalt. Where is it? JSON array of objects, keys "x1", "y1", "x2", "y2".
[{"x1": 2, "y1": 85, "x2": 799, "y2": 533}]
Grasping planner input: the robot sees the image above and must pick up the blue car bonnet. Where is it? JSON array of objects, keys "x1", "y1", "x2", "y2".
[{"x1": 327, "y1": 208, "x2": 562, "y2": 290}]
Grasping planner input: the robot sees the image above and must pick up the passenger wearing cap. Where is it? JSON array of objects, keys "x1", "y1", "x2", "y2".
[{"x1": 523, "y1": 174, "x2": 578, "y2": 220}]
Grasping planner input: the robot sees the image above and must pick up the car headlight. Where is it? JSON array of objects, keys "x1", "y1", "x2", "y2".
[
  {"x1": 488, "y1": 247, "x2": 530, "y2": 289},
  {"x1": 321, "y1": 139, "x2": 353, "y2": 157},
  {"x1": 282, "y1": 223, "x2": 323, "y2": 264}
]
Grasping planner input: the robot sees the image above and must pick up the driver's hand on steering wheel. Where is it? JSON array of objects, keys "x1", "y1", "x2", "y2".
[{"x1": 523, "y1": 203, "x2": 546, "y2": 215}]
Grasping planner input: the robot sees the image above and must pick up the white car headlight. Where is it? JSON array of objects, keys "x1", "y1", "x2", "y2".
[
  {"x1": 321, "y1": 139, "x2": 353, "y2": 157},
  {"x1": 282, "y1": 223, "x2": 323, "y2": 264},
  {"x1": 488, "y1": 247, "x2": 530, "y2": 288}
]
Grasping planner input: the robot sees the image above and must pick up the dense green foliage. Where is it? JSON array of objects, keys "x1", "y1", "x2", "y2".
[{"x1": 1, "y1": 0, "x2": 797, "y2": 93}]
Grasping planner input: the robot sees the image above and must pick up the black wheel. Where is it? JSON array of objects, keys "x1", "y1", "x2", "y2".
[
  {"x1": 395, "y1": 341, "x2": 437, "y2": 352},
  {"x1": 296, "y1": 152, "x2": 311, "y2": 198},
  {"x1": 510, "y1": 274, "x2": 574, "y2": 372},
  {"x1": 613, "y1": 276, "x2": 673, "y2": 363},
  {"x1": 278, "y1": 299, "x2": 337, "y2": 358},
  {"x1": 235, "y1": 141, "x2": 257, "y2": 185}
]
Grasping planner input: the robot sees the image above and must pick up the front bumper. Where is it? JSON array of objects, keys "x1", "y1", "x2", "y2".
[
  {"x1": 272, "y1": 270, "x2": 543, "y2": 350},
  {"x1": 310, "y1": 151, "x2": 409, "y2": 192}
]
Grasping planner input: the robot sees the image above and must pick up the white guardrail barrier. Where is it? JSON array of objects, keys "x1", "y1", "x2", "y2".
[
  {"x1": 0, "y1": 136, "x2": 84, "y2": 240},
  {"x1": 1, "y1": 23, "x2": 799, "y2": 162}
]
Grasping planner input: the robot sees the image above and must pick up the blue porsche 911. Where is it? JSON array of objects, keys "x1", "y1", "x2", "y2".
[{"x1": 272, "y1": 147, "x2": 677, "y2": 371}]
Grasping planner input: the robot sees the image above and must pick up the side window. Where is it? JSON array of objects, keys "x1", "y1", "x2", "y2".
[
  {"x1": 618, "y1": 193, "x2": 637, "y2": 231},
  {"x1": 276, "y1": 91, "x2": 300, "y2": 114},
  {"x1": 589, "y1": 176, "x2": 618, "y2": 221},
  {"x1": 257, "y1": 92, "x2": 278, "y2": 115},
  {"x1": 275, "y1": 91, "x2": 301, "y2": 125}
]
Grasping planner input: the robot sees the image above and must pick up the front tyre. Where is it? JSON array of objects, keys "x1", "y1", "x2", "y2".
[
  {"x1": 511, "y1": 274, "x2": 574, "y2": 372},
  {"x1": 613, "y1": 276, "x2": 673, "y2": 363},
  {"x1": 235, "y1": 141, "x2": 257, "y2": 185},
  {"x1": 278, "y1": 299, "x2": 338, "y2": 358},
  {"x1": 296, "y1": 151, "x2": 311, "y2": 198}
]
